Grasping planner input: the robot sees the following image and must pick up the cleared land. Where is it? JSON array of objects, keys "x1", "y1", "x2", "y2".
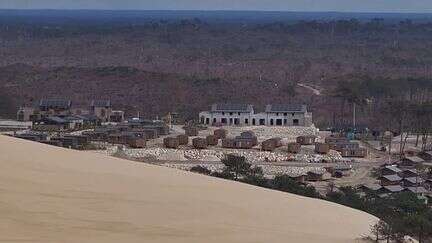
[{"x1": 0, "y1": 135, "x2": 376, "y2": 243}]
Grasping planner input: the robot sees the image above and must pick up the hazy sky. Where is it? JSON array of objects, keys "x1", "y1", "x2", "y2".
[{"x1": 1, "y1": 0, "x2": 431, "y2": 12}]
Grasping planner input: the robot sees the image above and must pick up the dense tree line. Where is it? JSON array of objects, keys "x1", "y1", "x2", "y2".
[
  {"x1": 330, "y1": 76, "x2": 432, "y2": 153},
  {"x1": 191, "y1": 154, "x2": 432, "y2": 242}
]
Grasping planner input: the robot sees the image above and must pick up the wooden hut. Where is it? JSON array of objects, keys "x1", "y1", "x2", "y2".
[
  {"x1": 296, "y1": 135, "x2": 316, "y2": 145},
  {"x1": 127, "y1": 137, "x2": 146, "y2": 148},
  {"x1": 214, "y1": 128, "x2": 227, "y2": 139},
  {"x1": 239, "y1": 131, "x2": 258, "y2": 146},
  {"x1": 192, "y1": 137, "x2": 208, "y2": 149},
  {"x1": 163, "y1": 137, "x2": 179, "y2": 149},
  {"x1": 306, "y1": 171, "x2": 324, "y2": 181},
  {"x1": 234, "y1": 138, "x2": 255, "y2": 149},
  {"x1": 206, "y1": 135, "x2": 219, "y2": 146},
  {"x1": 176, "y1": 134, "x2": 189, "y2": 145},
  {"x1": 262, "y1": 139, "x2": 277, "y2": 151},
  {"x1": 287, "y1": 142, "x2": 301, "y2": 153},
  {"x1": 340, "y1": 148, "x2": 367, "y2": 158},
  {"x1": 325, "y1": 136, "x2": 349, "y2": 144},
  {"x1": 315, "y1": 143, "x2": 330, "y2": 154},
  {"x1": 185, "y1": 127, "x2": 199, "y2": 136},
  {"x1": 222, "y1": 138, "x2": 236, "y2": 148}
]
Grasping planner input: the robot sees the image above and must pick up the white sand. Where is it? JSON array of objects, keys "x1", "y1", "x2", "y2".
[{"x1": 0, "y1": 135, "x2": 377, "y2": 243}]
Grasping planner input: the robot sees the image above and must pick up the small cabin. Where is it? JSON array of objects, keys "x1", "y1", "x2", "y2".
[
  {"x1": 340, "y1": 148, "x2": 367, "y2": 158},
  {"x1": 419, "y1": 151, "x2": 432, "y2": 162},
  {"x1": 399, "y1": 156, "x2": 425, "y2": 168},
  {"x1": 176, "y1": 134, "x2": 189, "y2": 145},
  {"x1": 222, "y1": 138, "x2": 236, "y2": 148},
  {"x1": 306, "y1": 171, "x2": 324, "y2": 181},
  {"x1": 127, "y1": 137, "x2": 146, "y2": 148},
  {"x1": 315, "y1": 143, "x2": 330, "y2": 154},
  {"x1": 214, "y1": 128, "x2": 228, "y2": 139},
  {"x1": 262, "y1": 139, "x2": 277, "y2": 151},
  {"x1": 164, "y1": 137, "x2": 180, "y2": 149},
  {"x1": 381, "y1": 165, "x2": 402, "y2": 176},
  {"x1": 380, "y1": 174, "x2": 402, "y2": 186},
  {"x1": 287, "y1": 142, "x2": 301, "y2": 153},
  {"x1": 206, "y1": 135, "x2": 219, "y2": 146},
  {"x1": 402, "y1": 177, "x2": 424, "y2": 187},
  {"x1": 192, "y1": 137, "x2": 208, "y2": 149},
  {"x1": 296, "y1": 136, "x2": 316, "y2": 145},
  {"x1": 184, "y1": 127, "x2": 199, "y2": 136}
]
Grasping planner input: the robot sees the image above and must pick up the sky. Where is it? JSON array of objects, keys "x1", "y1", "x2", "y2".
[{"x1": 1, "y1": 0, "x2": 431, "y2": 13}]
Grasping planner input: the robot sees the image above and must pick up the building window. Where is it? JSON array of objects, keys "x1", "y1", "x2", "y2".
[
  {"x1": 284, "y1": 113, "x2": 287, "y2": 116},
  {"x1": 270, "y1": 119, "x2": 274, "y2": 126},
  {"x1": 221, "y1": 118, "x2": 227, "y2": 124},
  {"x1": 200, "y1": 116, "x2": 205, "y2": 124},
  {"x1": 276, "y1": 119, "x2": 282, "y2": 126},
  {"x1": 252, "y1": 119, "x2": 256, "y2": 125},
  {"x1": 230, "y1": 112, "x2": 233, "y2": 116},
  {"x1": 292, "y1": 113, "x2": 295, "y2": 116},
  {"x1": 229, "y1": 118, "x2": 233, "y2": 124},
  {"x1": 276, "y1": 113, "x2": 279, "y2": 116},
  {"x1": 238, "y1": 112, "x2": 240, "y2": 115},
  {"x1": 234, "y1": 118, "x2": 239, "y2": 125},
  {"x1": 213, "y1": 118, "x2": 217, "y2": 124},
  {"x1": 293, "y1": 119, "x2": 299, "y2": 126},
  {"x1": 222, "y1": 112, "x2": 225, "y2": 115},
  {"x1": 284, "y1": 119, "x2": 287, "y2": 125},
  {"x1": 205, "y1": 118, "x2": 210, "y2": 124},
  {"x1": 245, "y1": 118, "x2": 249, "y2": 124},
  {"x1": 259, "y1": 119, "x2": 265, "y2": 125}
]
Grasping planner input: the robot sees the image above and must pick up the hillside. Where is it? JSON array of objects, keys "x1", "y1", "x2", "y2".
[
  {"x1": 0, "y1": 135, "x2": 377, "y2": 243},
  {"x1": 2, "y1": 13, "x2": 432, "y2": 125}
]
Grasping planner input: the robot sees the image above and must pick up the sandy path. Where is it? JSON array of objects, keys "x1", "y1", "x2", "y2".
[{"x1": 0, "y1": 135, "x2": 376, "y2": 243}]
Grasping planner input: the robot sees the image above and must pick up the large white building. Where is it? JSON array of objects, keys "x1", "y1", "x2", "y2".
[{"x1": 199, "y1": 104, "x2": 313, "y2": 127}]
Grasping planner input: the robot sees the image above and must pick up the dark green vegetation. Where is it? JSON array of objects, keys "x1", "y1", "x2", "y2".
[{"x1": 191, "y1": 154, "x2": 432, "y2": 242}]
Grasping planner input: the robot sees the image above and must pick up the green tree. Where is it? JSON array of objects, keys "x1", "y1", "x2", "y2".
[{"x1": 221, "y1": 154, "x2": 252, "y2": 180}]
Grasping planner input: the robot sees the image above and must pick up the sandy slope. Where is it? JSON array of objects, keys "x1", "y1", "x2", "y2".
[{"x1": 0, "y1": 135, "x2": 377, "y2": 243}]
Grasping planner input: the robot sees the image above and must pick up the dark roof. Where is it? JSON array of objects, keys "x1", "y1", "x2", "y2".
[
  {"x1": 404, "y1": 156, "x2": 425, "y2": 163},
  {"x1": 91, "y1": 100, "x2": 111, "y2": 108},
  {"x1": 63, "y1": 116, "x2": 84, "y2": 121},
  {"x1": 360, "y1": 184, "x2": 382, "y2": 191},
  {"x1": 265, "y1": 104, "x2": 307, "y2": 113},
  {"x1": 406, "y1": 187, "x2": 428, "y2": 194},
  {"x1": 383, "y1": 166, "x2": 402, "y2": 174},
  {"x1": 381, "y1": 174, "x2": 402, "y2": 182},
  {"x1": 403, "y1": 177, "x2": 424, "y2": 184},
  {"x1": 44, "y1": 116, "x2": 68, "y2": 124},
  {"x1": 211, "y1": 104, "x2": 253, "y2": 113},
  {"x1": 382, "y1": 185, "x2": 405, "y2": 193},
  {"x1": 401, "y1": 169, "x2": 419, "y2": 175},
  {"x1": 75, "y1": 114, "x2": 99, "y2": 121},
  {"x1": 39, "y1": 99, "x2": 72, "y2": 109}
]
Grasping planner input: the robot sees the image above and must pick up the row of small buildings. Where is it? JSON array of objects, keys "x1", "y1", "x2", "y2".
[
  {"x1": 17, "y1": 99, "x2": 125, "y2": 131},
  {"x1": 360, "y1": 159, "x2": 432, "y2": 203},
  {"x1": 162, "y1": 128, "x2": 367, "y2": 159},
  {"x1": 13, "y1": 118, "x2": 170, "y2": 149}
]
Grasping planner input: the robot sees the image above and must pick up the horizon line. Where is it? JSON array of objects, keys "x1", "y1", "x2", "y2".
[{"x1": 1, "y1": 8, "x2": 432, "y2": 14}]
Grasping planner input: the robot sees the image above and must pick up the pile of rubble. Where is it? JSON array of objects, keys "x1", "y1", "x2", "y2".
[
  {"x1": 294, "y1": 150, "x2": 346, "y2": 163},
  {"x1": 183, "y1": 149, "x2": 291, "y2": 163},
  {"x1": 103, "y1": 145, "x2": 344, "y2": 164},
  {"x1": 162, "y1": 163, "x2": 326, "y2": 177},
  {"x1": 221, "y1": 126, "x2": 318, "y2": 141}
]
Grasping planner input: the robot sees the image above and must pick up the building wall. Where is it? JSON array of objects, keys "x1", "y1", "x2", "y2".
[
  {"x1": 199, "y1": 111, "x2": 253, "y2": 126},
  {"x1": 199, "y1": 110, "x2": 313, "y2": 127},
  {"x1": 92, "y1": 107, "x2": 112, "y2": 122}
]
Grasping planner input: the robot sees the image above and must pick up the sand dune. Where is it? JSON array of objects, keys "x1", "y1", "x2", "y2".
[{"x1": 0, "y1": 135, "x2": 376, "y2": 243}]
